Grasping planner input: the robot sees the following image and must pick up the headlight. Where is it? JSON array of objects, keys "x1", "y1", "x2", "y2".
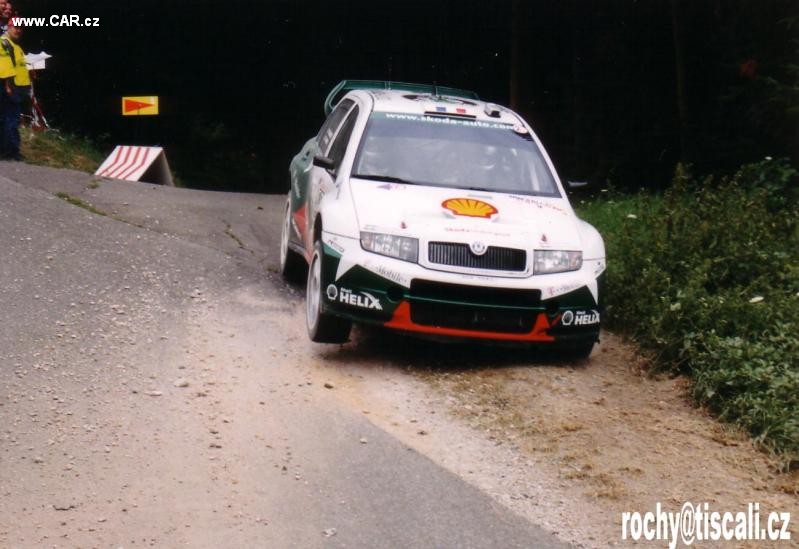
[
  {"x1": 533, "y1": 250, "x2": 582, "y2": 274},
  {"x1": 360, "y1": 232, "x2": 419, "y2": 263}
]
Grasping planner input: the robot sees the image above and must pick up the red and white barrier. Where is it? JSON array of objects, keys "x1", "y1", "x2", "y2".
[{"x1": 94, "y1": 145, "x2": 174, "y2": 186}]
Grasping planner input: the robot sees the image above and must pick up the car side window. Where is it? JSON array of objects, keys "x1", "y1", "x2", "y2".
[
  {"x1": 327, "y1": 106, "x2": 360, "y2": 170},
  {"x1": 317, "y1": 99, "x2": 354, "y2": 154}
]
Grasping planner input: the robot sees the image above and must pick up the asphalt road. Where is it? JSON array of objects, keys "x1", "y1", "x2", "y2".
[{"x1": 0, "y1": 163, "x2": 567, "y2": 548}]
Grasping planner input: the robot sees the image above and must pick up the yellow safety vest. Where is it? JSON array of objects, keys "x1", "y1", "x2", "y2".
[
  {"x1": 0, "y1": 34, "x2": 30, "y2": 86},
  {"x1": 0, "y1": 39, "x2": 13, "y2": 80}
]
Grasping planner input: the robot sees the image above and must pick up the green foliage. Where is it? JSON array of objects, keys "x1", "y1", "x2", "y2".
[
  {"x1": 21, "y1": 127, "x2": 105, "y2": 173},
  {"x1": 579, "y1": 159, "x2": 799, "y2": 466},
  {"x1": 168, "y1": 117, "x2": 264, "y2": 191}
]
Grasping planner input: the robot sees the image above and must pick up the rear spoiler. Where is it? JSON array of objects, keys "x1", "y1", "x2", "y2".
[{"x1": 324, "y1": 80, "x2": 480, "y2": 115}]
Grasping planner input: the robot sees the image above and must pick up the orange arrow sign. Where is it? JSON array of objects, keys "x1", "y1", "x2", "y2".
[
  {"x1": 122, "y1": 96, "x2": 159, "y2": 116},
  {"x1": 124, "y1": 99, "x2": 152, "y2": 112}
]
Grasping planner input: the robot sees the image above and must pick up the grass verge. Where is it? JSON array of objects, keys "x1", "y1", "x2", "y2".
[
  {"x1": 577, "y1": 159, "x2": 799, "y2": 468},
  {"x1": 21, "y1": 127, "x2": 104, "y2": 173}
]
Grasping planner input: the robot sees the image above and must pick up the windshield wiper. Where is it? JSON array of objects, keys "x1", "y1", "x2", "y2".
[
  {"x1": 461, "y1": 185, "x2": 495, "y2": 192},
  {"x1": 351, "y1": 174, "x2": 420, "y2": 185}
]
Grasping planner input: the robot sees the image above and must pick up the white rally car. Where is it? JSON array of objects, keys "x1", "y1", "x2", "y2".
[{"x1": 280, "y1": 80, "x2": 605, "y2": 357}]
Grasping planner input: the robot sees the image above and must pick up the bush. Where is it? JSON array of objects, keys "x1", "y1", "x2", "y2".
[{"x1": 578, "y1": 159, "x2": 799, "y2": 466}]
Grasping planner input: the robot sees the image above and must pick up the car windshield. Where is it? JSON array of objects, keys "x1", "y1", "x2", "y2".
[{"x1": 352, "y1": 112, "x2": 560, "y2": 197}]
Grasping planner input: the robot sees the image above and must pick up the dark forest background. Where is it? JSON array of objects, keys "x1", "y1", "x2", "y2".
[{"x1": 21, "y1": 0, "x2": 799, "y2": 193}]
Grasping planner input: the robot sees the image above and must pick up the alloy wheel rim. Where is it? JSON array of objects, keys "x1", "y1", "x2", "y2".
[{"x1": 306, "y1": 252, "x2": 320, "y2": 331}]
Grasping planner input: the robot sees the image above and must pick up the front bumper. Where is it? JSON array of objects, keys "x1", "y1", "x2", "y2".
[{"x1": 320, "y1": 233, "x2": 605, "y2": 344}]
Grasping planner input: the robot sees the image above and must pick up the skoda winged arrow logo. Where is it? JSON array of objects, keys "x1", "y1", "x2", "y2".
[{"x1": 469, "y1": 241, "x2": 488, "y2": 256}]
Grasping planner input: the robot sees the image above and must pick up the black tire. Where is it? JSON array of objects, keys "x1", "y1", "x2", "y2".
[
  {"x1": 279, "y1": 199, "x2": 306, "y2": 283},
  {"x1": 563, "y1": 340, "x2": 595, "y2": 361},
  {"x1": 306, "y1": 240, "x2": 352, "y2": 343}
]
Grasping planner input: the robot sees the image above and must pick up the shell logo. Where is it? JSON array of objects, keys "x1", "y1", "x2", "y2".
[{"x1": 441, "y1": 198, "x2": 498, "y2": 219}]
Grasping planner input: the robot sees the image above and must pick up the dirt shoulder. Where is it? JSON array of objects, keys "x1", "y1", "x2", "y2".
[{"x1": 300, "y1": 325, "x2": 798, "y2": 547}]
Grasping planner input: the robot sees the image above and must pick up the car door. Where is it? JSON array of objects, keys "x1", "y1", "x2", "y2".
[
  {"x1": 305, "y1": 102, "x2": 360, "y2": 250},
  {"x1": 288, "y1": 99, "x2": 355, "y2": 256}
]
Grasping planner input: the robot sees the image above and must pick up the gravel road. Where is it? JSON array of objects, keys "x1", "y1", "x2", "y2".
[{"x1": 0, "y1": 164, "x2": 566, "y2": 548}]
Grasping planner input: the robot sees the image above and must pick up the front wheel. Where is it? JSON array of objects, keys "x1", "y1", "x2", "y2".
[
  {"x1": 306, "y1": 240, "x2": 352, "y2": 343},
  {"x1": 562, "y1": 340, "x2": 595, "y2": 361}
]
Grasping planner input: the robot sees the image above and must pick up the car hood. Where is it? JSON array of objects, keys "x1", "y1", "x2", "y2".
[{"x1": 349, "y1": 178, "x2": 583, "y2": 250}]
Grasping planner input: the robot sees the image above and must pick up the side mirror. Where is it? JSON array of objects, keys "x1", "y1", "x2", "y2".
[
  {"x1": 566, "y1": 180, "x2": 589, "y2": 189},
  {"x1": 313, "y1": 154, "x2": 336, "y2": 171}
]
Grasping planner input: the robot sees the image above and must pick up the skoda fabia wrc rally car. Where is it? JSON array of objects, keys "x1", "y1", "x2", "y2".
[{"x1": 280, "y1": 80, "x2": 606, "y2": 357}]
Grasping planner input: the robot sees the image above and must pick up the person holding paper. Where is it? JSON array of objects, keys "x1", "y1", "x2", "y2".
[{"x1": 0, "y1": 16, "x2": 29, "y2": 159}]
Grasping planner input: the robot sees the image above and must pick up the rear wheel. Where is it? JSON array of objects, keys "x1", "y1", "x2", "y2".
[
  {"x1": 279, "y1": 200, "x2": 306, "y2": 283},
  {"x1": 306, "y1": 240, "x2": 352, "y2": 343}
]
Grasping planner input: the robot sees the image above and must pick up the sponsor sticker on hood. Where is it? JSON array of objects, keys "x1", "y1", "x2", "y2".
[{"x1": 442, "y1": 198, "x2": 498, "y2": 219}]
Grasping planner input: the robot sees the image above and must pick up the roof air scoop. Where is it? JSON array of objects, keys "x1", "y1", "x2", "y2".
[{"x1": 484, "y1": 103, "x2": 502, "y2": 118}]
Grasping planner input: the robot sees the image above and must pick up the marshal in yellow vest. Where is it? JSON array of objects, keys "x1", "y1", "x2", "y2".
[{"x1": 0, "y1": 34, "x2": 30, "y2": 86}]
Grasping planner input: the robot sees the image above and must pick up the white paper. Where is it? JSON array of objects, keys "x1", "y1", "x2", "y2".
[{"x1": 25, "y1": 51, "x2": 52, "y2": 70}]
